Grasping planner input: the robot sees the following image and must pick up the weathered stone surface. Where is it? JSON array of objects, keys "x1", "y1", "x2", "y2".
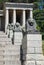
[
  {"x1": 14, "y1": 32, "x2": 23, "y2": 45},
  {"x1": 14, "y1": 32, "x2": 23, "y2": 39},
  {"x1": 36, "y1": 61, "x2": 44, "y2": 65},
  {"x1": 0, "y1": 61, "x2": 4, "y2": 65},
  {"x1": 5, "y1": 60, "x2": 21, "y2": 65},
  {"x1": 23, "y1": 48, "x2": 35, "y2": 54},
  {"x1": 23, "y1": 54, "x2": 44, "y2": 61},
  {"x1": 35, "y1": 48, "x2": 42, "y2": 54},
  {"x1": 5, "y1": 45, "x2": 20, "y2": 50},
  {"x1": 23, "y1": 47, "x2": 43, "y2": 54},
  {"x1": 27, "y1": 34, "x2": 42, "y2": 40},
  {"x1": 22, "y1": 41, "x2": 42, "y2": 49},
  {"x1": 24, "y1": 61, "x2": 35, "y2": 65},
  {"x1": 0, "y1": 38, "x2": 11, "y2": 42}
]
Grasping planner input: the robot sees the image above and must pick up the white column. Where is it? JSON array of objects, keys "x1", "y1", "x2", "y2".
[
  {"x1": 13, "y1": 9, "x2": 16, "y2": 25},
  {"x1": 30, "y1": 9, "x2": 33, "y2": 19},
  {"x1": 5, "y1": 9, "x2": 9, "y2": 32},
  {"x1": 22, "y1": 10, "x2": 26, "y2": 28}
]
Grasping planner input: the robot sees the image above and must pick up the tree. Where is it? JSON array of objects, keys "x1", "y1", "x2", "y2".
[{"x1": 33, "y1": 9, "x2": 44, "y2": 40}]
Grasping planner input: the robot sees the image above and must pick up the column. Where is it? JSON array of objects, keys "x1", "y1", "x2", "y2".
[
  {"x1": 13, "y1": 9, "x2": 16, "y2": 25},
  {"x1": 22, "y1": 10, "x2": 26, "y2": 28},
  {"x1": 30, "y1": 9, "x2": 33, "y2": 19},
  {"x1": 5, "y1": 9, "x2": 9, "y2": 32}
]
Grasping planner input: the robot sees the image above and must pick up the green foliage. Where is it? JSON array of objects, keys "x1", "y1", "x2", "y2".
[
  {"x1": 33, "y1": 2, "x2": 38, "y2": 9},
  {"x1": 0, "y1": 0, "x2": 9, "y2": 3},
  {"x1": 36, "y1": 25, "x2": 40, "y2": 31},
  {"x1": 33, "y1": 9, "x2": 44, "y2": 40}
]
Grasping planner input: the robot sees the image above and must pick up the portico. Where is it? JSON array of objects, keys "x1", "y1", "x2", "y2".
[{"x1": 5, "y1": 2, "x2": 33, "y2": 32}]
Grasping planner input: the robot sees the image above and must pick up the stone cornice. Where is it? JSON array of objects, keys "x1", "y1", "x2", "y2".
[{"x1": 4, "y1": 2, "x2": 33, "y2": 10}]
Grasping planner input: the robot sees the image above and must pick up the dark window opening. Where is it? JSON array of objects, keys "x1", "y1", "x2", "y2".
[
  {"x1": 9, "y1": 10, "x2": 13, "y2": 24},
  {"x1": 16, "y1": 10, "x2": 22, "y2": 26}
]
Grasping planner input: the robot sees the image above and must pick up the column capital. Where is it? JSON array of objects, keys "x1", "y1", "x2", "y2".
[
  {"x1": 30, "y1": 8, "x2": 33, "y2": 11},
  {"x1": 13, "y1": 9, "x2": 16, "y2": 11},
  {"x1": 23, "y1": 9, "x2": 26, "y2": 11}
]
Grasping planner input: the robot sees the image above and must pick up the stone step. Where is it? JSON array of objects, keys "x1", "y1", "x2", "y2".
[
  {"x1": 0, "y1": 35, "x2": 8, "y2": 38},
  {"x1": 0, "y1": 31, "x2": 5, "y2": 34},
  {"x1": 5, "y1": 45, "x2": 20, "y2": 49},
  {"x1": 0, "y1": 42, "x2": 11, "y2": 45},
  {"x1": 5, "y1": 61, "x2": 21, "y2": 65},
  {"x1": 0, "y1": 38, "x2": 11, "y2": 42},
  {"x1": 0, "y1": 51, "x2": 21, "y2": 53},
  {"x1": 0, "y1": 55, "x2": 20, "y2": 61}
]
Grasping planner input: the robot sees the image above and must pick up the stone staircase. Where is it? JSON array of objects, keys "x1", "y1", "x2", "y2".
[
  {"x1": 0, "y1": 31, "x2": 21, "y2": 65},
  {"x1": 0, "y1": 31, "x2": 12, "y2": 65}
]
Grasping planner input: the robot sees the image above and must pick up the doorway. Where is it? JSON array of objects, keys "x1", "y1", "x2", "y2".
[{"x1": 16, "y1": 10, "x2": 22, "y2": 26}]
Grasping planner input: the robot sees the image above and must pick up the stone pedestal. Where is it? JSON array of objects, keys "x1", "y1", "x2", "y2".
[
  {"x1": 22, "y1": 34, "x2": 44, "y2": 65},
  {"x1": 13, "y1": 31, "x2": 23, "y2": 65},
  {"x1": 14, "y1": 32, "x2": 23, "y2": 45}
]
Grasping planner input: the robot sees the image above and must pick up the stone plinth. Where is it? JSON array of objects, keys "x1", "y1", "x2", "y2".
[
  {"x1": 14, "y1": 32, "x2": 23, "y2": 45},
  {"x1": 13, "y1": 31, "x2": 23, "y2": 65},
  {"x1": 22, "y1": 34, "x2": 44, "y2": 65}
]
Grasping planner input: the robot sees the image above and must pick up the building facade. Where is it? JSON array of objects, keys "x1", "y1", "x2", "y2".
[{"x1": 0, "y1": 2, "x2": 33, "y2": 32}]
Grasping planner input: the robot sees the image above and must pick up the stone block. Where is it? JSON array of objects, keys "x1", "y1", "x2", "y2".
[
  {"x1": 5, "y1": 61, "x2": 21, "y2": 65},
  {"x1": 0, "y1": 61, "x2": 4, "y2": 65},
  {"x1": 27, "y1": 34, "x2": 42, "y2": 40},
  {"x1": 14, "y1": 39, "x2": 22, "y2": 43},
  {"x1": 23, "y1": 47, "x2": 43, "y2": 54},
  {"x1": 0, "y1": 56, "x2": 4, "y2": 60},
  {"x1": 14, "y1": 42, "x2": 22, "y2": 45},
  {"x1": 23, "y1": 54, "x2": 44, "y2": 61},
  {"x1": 0, "y1": 50, "x2": 4, "y2": 54},
  {"x1": 35, "y1": 48, "x2": 42, "y2": 54},
  {"x1": 36, "y1": 61, "x2": 44, "y2": 65},
  {"x1": 24, "y1": 61, "x2": 35, "y2": 65},
  {"x1": 27, "y1": 40, "x2": 42, "y2": 47},
  {"x1": 23, "y1": 48, "x2": 35, "y2": 54},
  {"x1": 22, "y1": 40, "x2": 42, "y2": 49},
  {"x1": 5, "y1": 50, "x2": 20, "y2": 55},
  {"x1": 22, "y1": 34, "x2": 42, "y2": 50},
  {"x1": 0, "y1": 35, "x2": 7, "y2": 38},
  {"x1": 0, "y1": 38, "x2": 11, "y2": 42},
  {"x1": 14, "y1": 32, "x2": 23, "y2": 45},
  {"x1": 14, "y1": 32, "x2": 23, "y2": 39},
  {"x1": 5, "y1": 45, "x2": 20, "y2": 50},
  {"x1": 4, "y1": 55, "x2": 20, "y2": 60}
]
